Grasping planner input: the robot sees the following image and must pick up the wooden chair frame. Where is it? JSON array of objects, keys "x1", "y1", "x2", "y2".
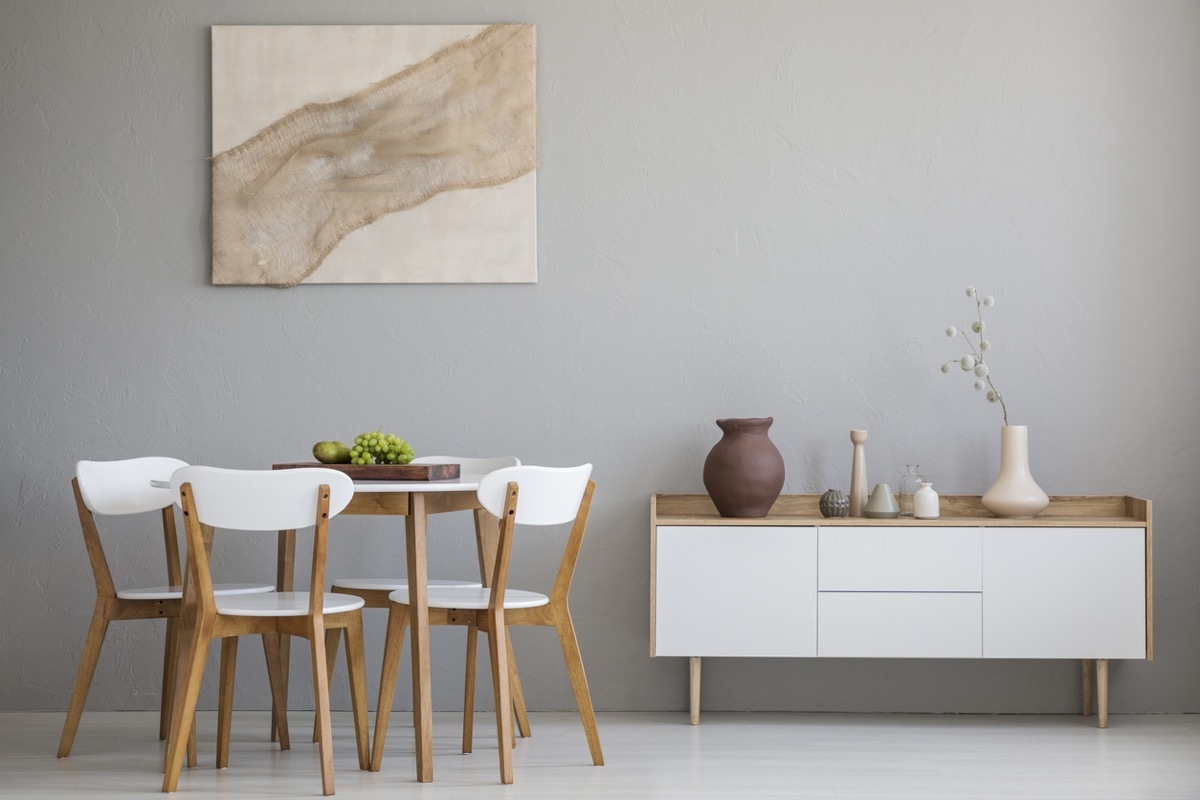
[
  {"x1": 58, "y1": 476, "x2": 200, "y2": 765},
  {"x1": 370, "y1": 478, "x2": 602, "y2": 784},
  {"x1": 162, "y1": 480, "x2": 369, "y2": 796},
  {"x1": 320, "y1": 504, "x2": 532, "y2": 748}
]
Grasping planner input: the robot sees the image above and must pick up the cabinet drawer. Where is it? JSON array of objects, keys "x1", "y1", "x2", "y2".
[
  {"x1": 819, "y1": 527, "x2": 981, "y2": 591},
  {"x1": 818, "y1": 592, "x2": 982, "y2": 657}
]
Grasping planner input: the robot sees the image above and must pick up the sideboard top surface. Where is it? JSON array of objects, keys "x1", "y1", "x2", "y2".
[{"x1": 652, "y1": 494, "x2": 1151, "y2": 528}]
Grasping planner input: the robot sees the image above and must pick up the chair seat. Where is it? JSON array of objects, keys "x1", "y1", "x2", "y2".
[
  {"x1": 332, "y1": 577, "x2": 482, "y2": 592},
  {"x1": 217, "y1": 591, "x2": 365, "y2": 617},
  {"x1": 117, "y1": 582, "x2": 275, "y2": 601},
  {"x1": 388, "y1": 586, "x2": 549, "y2": 610}
]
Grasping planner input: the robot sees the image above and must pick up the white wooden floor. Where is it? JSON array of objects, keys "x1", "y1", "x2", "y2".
[{"x1": 4, "y1": 711, "x2": 1198, "y2": 799}]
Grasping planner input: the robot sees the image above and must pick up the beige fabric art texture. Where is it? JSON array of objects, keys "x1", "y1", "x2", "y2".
[{"x1": 211, "y1": 24, "x2": 537, "y2": 287}]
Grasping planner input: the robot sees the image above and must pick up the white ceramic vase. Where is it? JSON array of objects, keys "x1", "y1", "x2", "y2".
[
  {"x1": 981, "y1": 425, "x2": 1048, "y2": 518},
  {"x1": 914, "y1": 482, "x2": 940, "y2": 519}
]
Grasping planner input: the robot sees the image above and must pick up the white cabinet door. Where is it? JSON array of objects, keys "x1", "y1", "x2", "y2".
[
  {"x1": 654, "y1": 526, "x2": 817, "y2": 657},
  {"x1": 983, "y1": 527, "x2": 1146, "y2": 659},
  {"x1": 817, "y1": 592, "x2": 982, "y2": 658}
]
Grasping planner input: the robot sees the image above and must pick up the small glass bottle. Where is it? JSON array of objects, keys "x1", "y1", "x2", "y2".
[{"x1": 897, "y1": 464, "x2": 924, "y2": 517}]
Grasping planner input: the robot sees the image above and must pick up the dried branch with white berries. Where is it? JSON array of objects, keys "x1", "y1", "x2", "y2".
[{"x1": 940, "y1": 286, "x2": 1009, "y2": 426}]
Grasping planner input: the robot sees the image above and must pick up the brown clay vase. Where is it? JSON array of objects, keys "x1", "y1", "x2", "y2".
[{"x1": 702, "y1": 417, "x2": 786, "y2": 518}]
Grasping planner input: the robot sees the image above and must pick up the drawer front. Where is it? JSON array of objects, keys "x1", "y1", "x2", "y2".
[
  {"x1": 818, "y1": 592, "x2": 982, "y2": 657},
  {"x1": 819, "y1": 526, "x2": 982, "y2": 591},
  {"x1": 654, "y1": 526, "x2": 817, "y2": 657}
]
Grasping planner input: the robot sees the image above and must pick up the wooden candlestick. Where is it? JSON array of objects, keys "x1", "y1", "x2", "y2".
[{"x1": 849, "y1": 429, "x2": 868, "y2": 517}]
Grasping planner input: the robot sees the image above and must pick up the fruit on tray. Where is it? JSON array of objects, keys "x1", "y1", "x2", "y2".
[
  {"x1": 348, "y1": 429, "x2": 415, "y2": 466},
  {"x1": 312, "y1": 441, "x2": 352, "y2": 464}
]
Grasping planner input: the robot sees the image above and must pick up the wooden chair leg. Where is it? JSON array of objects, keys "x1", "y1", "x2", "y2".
[
  {"x1": 216, "y1": 637, "x2": 238, "y2": 769},
  {"x1": 370, "y1": 603, "x2": 409, "y2": 772},
  {"x1": 465, "y1": 627, "x2": 528, "y2": 750},
  {"x1": 159, "y1": 618, "x2": 178, "y2": 741},
  {"x1": 57, "y1": 607, "x2": 109, "y2": 758},
  {"x1": 312, "y1": 628, "x2": 341, "y2": 743},
  {"x1": 462, "y1": 622, "x2": 478, "y2": 753},
  {"x1": 271, "y1": 633, "x2": 292, "y2": 743},
  {"x1": 261, "y1": 633, "x2": 290, "y2": 751},
  {"x1": 555, "y1": 612, "x2": 604, "y2": 766},
  {"x1": 165, "y1": 619, "x2": 202, "y2": 774},
  {"x1": 343, "y1": 615, "x2": 370, "y2": 771},
  {"x1": 506, "y1": 637, "x2": 531, "y2": 740},
  {"x1": 487, "y1": 613, "x2": 514, "y2": 784},
  {"x1": 310, "y1": 621, "x2": 336, "y2": 796},
  {"x1": 163, "y1": 621, "x2": 214, "y2": 792}
]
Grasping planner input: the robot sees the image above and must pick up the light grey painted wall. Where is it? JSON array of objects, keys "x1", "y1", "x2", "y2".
[{"x1": 2, "y1": 0, "x2": 1198, "y2": 716}]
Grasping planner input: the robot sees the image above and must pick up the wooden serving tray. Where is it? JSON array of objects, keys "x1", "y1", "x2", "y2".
[{"x1": 272, "y1": 462, "x2": 460, "y2": 481}]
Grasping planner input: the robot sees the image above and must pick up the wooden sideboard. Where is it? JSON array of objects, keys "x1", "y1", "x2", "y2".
[{"x1": 650, "y1": 494, "x2": 1152, "y2": 727}]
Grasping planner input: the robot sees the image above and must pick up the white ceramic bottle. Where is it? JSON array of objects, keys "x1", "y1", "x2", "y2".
[{"x1": 913, "y1": 481, "x2": 940, "y2": 519}]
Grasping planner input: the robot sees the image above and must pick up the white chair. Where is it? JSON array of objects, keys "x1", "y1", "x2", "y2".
[
  {"x1": 327, "y1": 455, "x2": 532, "y2": 746},
  {"x1": 58, "y1": 457, "x2": 274, "y2": 760},
  {"x1": 370, "y1": 465, "x2": 603, "y2": 784},
  {"x1": 162, "y1": 467, "x2": 369, "y2": 797}
]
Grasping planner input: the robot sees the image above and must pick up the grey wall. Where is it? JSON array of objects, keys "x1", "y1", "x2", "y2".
[{"x1": 3, "y1": 0, "x2": 1199, "y2": 716}]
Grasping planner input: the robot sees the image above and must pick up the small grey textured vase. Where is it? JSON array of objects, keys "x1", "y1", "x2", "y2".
[{"x1": 819, "y1": 488, "x2": 849, "y2": 518}]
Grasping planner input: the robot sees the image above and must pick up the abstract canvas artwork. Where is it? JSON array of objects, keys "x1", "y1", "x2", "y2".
[{"x1": 210, "y1": 25, "x2": 537, "y2": 286}]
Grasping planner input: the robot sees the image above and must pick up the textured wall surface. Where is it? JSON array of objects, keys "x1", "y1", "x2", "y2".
[{"x1": 2, "y1": 0, "x2": 1199, "y2": 715}]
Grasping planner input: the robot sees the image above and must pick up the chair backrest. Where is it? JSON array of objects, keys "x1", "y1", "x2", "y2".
[
  {"x1": 76, "y1": 457, "x2": 189, "y2": 516},
  {"x1": 170, "y1": 467, "x2": 354, "y2": 531},
  {"x1": 477, "y1": 465, "x2": 592, "y2": 526},
  {"x1": 475, "y1": 464, "x2": 595, "y2": 608},
  {"x1": 411, "y1": 455, "x2": 521, "y2": 476}
]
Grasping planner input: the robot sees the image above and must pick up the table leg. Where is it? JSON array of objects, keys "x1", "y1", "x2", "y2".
[
  {"x1": 406, "y1": 494, "x2": 433, "y2": 782},
  {"x1": 271, "y1": 529, "x2": 295, "y2": 743},
  {"x1": 689, "y1": 657, "x2": 701, "y2": 725}
]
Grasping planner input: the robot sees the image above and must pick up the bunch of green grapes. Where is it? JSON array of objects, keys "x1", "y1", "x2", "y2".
[{"x1": 348, "y1": 429, "x2": 415, "y2": 465}]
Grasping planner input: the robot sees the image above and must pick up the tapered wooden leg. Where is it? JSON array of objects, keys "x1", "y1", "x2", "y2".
[
  {"x1": 1081, "y1": 659, "x2": 1093, "y2": 717},
  {"x1": 1097, "y1": 659, "x2": 1109, "y2": 729},
  {"x1": 186, "y1": 711, "x2": 197, "y2": 769},
  {"x1": 159, "y1": 618, "x2": 178, "y2": 741},
  {"x1": 556, "y1": 611, "x2": 604, "y2": 766},
  {"x1": 272, "y1": 636, "x2": 291, "y2": 743},
  {"x1": 474, "y1": 506, "x2": 530, "y2": 741},
  {"x1": 507, "y1": 637, "x2": 531, "y2": 740},
  {"x1": 310, "y1": 620, "x2": 335, "y2": 796},
  {"x1": 370, "y1": 603, "x2": 409, "y2": 772},
  {"x1": 216, "y1": 637, "x2": 238, "y2": 768},
  {"x1": 272, "y1": 529, "x2": 296, "y2": 743},
  {"x1": 462, "y1": 622, "x2": 478, "y2": 754},
  {"x1": 163, "y1": 620, "x2": 213, "y2": 792},
  {"x1": 261, "y1": 633, "x2": 290, "y2": 751},
  {"x1": 690, "y1": 657, "x2": 702, "y2": 725},
  {"x1": 343, "y1": 616, "x2": 370, "y2": 771},
  {"x1": 405, "y1": 498, "x2": 434, "y2": 783},
  {"x1": 312, "y1": 628, "x2": 341, "y2": 743},
  {"x1": 487, "y1": 613, "x2": 514, "y2": 784},
  {"x1": 57, "y1": 606, "x2": 109, "y2": 758}
]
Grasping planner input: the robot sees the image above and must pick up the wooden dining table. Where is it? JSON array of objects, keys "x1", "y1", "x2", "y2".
[{"x1": 272, "y1": 474, "x2": 494, "y2": 783}]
